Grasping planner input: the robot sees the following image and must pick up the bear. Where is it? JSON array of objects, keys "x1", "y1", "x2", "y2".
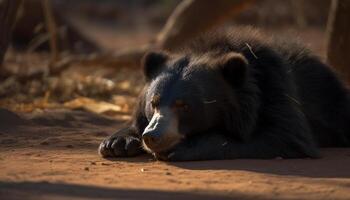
[{"x1": 98, "y1": 27, "x2": 350, "y2": 161}]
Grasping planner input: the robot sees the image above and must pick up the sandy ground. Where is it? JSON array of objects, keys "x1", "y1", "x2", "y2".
[{"x1": 0, "y1": 108, "x2": 350, "y2": 200}]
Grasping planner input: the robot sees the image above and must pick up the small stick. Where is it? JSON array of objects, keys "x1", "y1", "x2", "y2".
[
  {"x1": 245, "y1": 43, "x2": 258, "y2": 59},
  {"x1": 203, "y1": 100, "x2": 217, "y2": 104},
  {"x1": 285, "y1": 94, "x2": 301, "y2": 106},
  {"x1": 42, "y1": 0, "x2": 59, "y2": 67}
]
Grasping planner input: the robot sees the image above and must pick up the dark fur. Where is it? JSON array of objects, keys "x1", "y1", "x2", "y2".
[{"x1": 99, "y1": 27, "x2": 350, "y2": 161}]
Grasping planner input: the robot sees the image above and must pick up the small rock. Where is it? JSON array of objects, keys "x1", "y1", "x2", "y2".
[
  {"x1": 101, "y1": 162, "x2": 111, "y2": 166},
  {"x1": 65, "y1": 144, "x2": 73, "y2": 148},
  {"x1": 165, "y1": 172, "x2": 172, "y2": 175},
  {"x1": 40, "y1": 141, "x2": 49, "y2": 145},
  {"x1": 84, "y1": 167, "x2": 89, "y2": 171},
  {"x1": 90, "y1": 161, "x2": 96, "y2": 165}
]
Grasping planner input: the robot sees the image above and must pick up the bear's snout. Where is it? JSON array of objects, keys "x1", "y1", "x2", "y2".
[
  {"x1": 142, "y1": 110, "x2": 165, "y2": 147},
  {"x1": 142, "y1": 129, "x2": 161, "y2": 147},
  {"x1": 142, "y1": 108, "x2": 183, "y2": 153}
]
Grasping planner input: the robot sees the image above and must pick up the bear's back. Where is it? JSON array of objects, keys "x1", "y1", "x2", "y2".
[
  {"x1": 178, "y1": 27, "x2": 312, "y2": 68},
  {"x1": 181, "y1": 27, "x2": 350, "y2": 147}
]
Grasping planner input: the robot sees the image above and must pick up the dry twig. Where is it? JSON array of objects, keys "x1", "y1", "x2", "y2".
[{"x1": 42, "y1": 0, "x2": 59, "y2": 67}]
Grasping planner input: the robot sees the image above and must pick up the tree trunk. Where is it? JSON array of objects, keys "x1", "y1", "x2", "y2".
[
  {"x1": 12, "y1": 0, "x2": 100, "y2": 54},
  {"x1": 327, "y1": 0, "x2": 350, "y2": 84},
  {"x1": 70, "y1": 0, "x2": 254, "y2": 68},
  {"x1": 157, "y1": 0, "x2": 255, "y2": 51},
  {"x1": 0, "y1": 0, "x2": 21, "y2": 67}
]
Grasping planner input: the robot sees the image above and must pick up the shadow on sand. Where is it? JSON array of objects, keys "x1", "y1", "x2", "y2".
[
  {"x1": 0, "y1": 181, "x2": 267, "y2": 200},
  {"x1": 165, "y1": 148, "x2": 350, "y2": 178}
]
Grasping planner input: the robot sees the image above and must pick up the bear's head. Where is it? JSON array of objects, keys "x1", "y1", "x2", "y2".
[{"x1": 140, "y1": 50, "x2": 248, "y2": 154}]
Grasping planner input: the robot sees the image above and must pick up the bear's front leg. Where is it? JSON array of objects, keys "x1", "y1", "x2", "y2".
[{"x1": 99, "y1": 127, "x2": 145, "y2": 158}]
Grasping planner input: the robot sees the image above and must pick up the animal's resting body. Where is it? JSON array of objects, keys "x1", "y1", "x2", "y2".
[{"x1": 99, "y1": 28, "x2": 350, "y2": 161}]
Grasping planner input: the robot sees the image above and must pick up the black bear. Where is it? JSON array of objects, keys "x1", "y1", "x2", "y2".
[{"x1": 99, "y1": 27, "x2": 350, "y2": 161}]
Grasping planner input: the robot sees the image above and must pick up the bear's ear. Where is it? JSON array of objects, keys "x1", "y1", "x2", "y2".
[
  {"x1": 218, "y1": 53, "x2": 248, "y2": 87},
  {"x1": 141, "y1": 51, "x2": 169, "y2": 81}
]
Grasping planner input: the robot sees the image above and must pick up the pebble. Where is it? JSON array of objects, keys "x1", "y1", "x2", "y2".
[
  {"x1": 101, "y1": 162, "x2": 111, "y2": 166},
  {"x1": 40, "y1": 141, "x2": 49, "y2": 145}
]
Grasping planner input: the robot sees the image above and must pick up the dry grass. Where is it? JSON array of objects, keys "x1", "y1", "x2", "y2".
[{"x1": 0, "y1": 50, "x2": 143, "y2": 119}]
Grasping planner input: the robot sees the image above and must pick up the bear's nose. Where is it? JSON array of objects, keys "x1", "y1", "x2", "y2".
[{"x1": 142, "y1": 130, "x2": 161, "y2": 147}]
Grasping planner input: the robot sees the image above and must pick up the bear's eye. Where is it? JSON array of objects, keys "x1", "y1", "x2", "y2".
[
  {"x1": 151, "y1": 95, "x2": 160, "y2": 108},
  {"x1": 174, "y1": 100, "x2": 189, "y2": 111}
]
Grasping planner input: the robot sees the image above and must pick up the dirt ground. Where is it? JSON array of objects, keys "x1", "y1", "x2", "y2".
[{"x1": 0, "y1": 108, "x2": 350, "y2": 200}]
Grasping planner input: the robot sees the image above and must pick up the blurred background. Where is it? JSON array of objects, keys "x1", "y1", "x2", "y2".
[{"x1": 0, "y1": 0, "x2": 345, "y2": 120}]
